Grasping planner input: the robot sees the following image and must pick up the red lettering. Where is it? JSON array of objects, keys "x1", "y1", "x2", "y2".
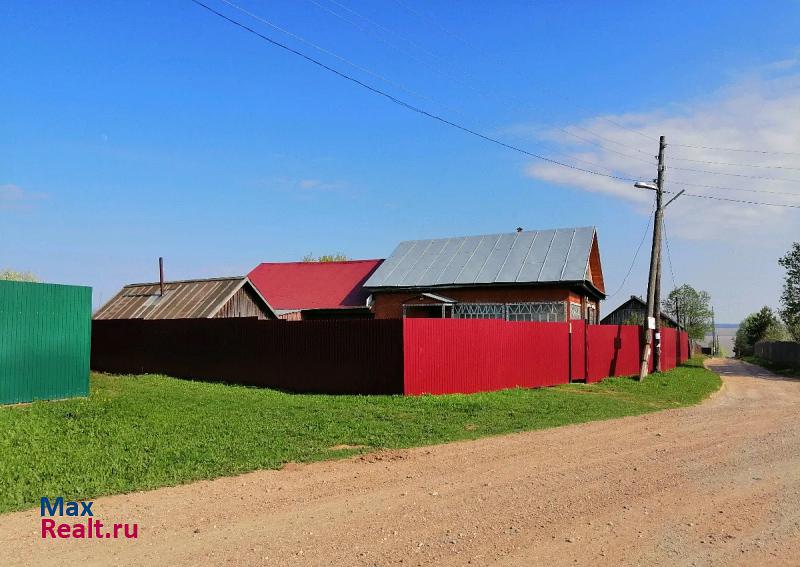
[
  {"x1": 72, "y1": 523, "x2": 86, "y2": 538},
  {"x1": 94, "y1": 520, "x2": 104, "y2": 538},
  {"x1": 57, "y1": 524, "x2": 71, "y2": 538},
  {"x1": 114, "y1": 523, "x2": 122, "y2": 538},
  {"x1": 124, "y1": 524, "x2": 138, "y2": 539},
  {"x1": 41, "y1": 519, "x2": 56, "y2": 538}
]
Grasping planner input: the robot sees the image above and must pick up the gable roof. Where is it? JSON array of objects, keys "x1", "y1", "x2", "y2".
[
  {"x1": 248, "y1": 260, "x2": 383, "y2": 310},
  {"x1": 601, "y1": 295, "x2": 679, "y2": 326},
  {"x1": 94, "y1": 277, "x2": 274, "y2": 320},
  {"x1": 364, "y1": 227, "x2": 604, "y2": 295}
]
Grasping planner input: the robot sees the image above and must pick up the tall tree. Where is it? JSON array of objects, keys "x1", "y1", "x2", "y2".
[
  {"x1": 734, "y1": 306, "x2": 788, "y2": 356},
  {"x1": 778, "y1": 242, "x2": 800, "y2": 341},
  {"x1": 0, "y1": 269, "x2": 38, "y2": 282},
  {"x1": 661, "y1": 284, "x2": 712, "y2": 340}
]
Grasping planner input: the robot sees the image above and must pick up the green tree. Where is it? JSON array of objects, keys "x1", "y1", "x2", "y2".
[
  {"x1": 778, "y1": 242, "x2": 800, "y2": 341},
  {"x1": 734, "y1": 306, "x2": 788, "y2": 357},
  {"x1": 0, "y1": 269, "x2": 38, "y2": 282},
  {"x1": 301, "y1": 253, "x2": 350, "y2": 262},
  {"x1": 661, "y1": 284, "x2": 712, "y2": 340}
]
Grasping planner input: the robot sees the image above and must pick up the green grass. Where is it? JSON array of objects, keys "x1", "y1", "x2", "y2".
[
  {"x1": 0, "y1": 358, "x2": 719, "y2": 514},
  {"x1": 741, "y1": 355, "x2": 800, "y2": 378}
]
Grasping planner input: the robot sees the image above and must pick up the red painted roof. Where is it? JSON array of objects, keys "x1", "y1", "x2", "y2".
[{"x1": 248, "y1": 260, "x2": 384, "y2": 310}]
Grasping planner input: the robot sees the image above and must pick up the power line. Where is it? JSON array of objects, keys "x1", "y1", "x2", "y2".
[
  {"x1": 607, "y1": 203, "x2": 655, "y2": 298},
  {"x1": 216, "y1": 0, "x2": 452, "y2": 110},
  {"x1": 307, "y1": 0, "x2": 657, "y2": 157},
  {"x1": 662, "y1": 216, "x2": 677, "y2": 290},
  {"x1": 188, "y1": 0, "x2": 639, "y2": 183},
  {"x1": 670, "y1": 143, "x2": 800, "y2": 157},
  {"x1": 667, "y1": 179, "x2": 800, "y2": 198},
  {"x1": 669, "y1": 155, "x2": 800, "y2": 171},
  {"x1": 669, "y1": 164, "x2": 800, "y2": 184},
  {"x1": 677, "y1": 191, "x2": 800, "y2": 209},
  {"x1": 189, "y1": 0, "x2": 800, "y2": 214}
]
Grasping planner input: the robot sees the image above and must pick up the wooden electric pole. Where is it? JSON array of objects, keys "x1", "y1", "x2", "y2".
[
  {"x1": 639, "y1": 135, "x2": 667, "y2": 380},
  {"x1": 711, "y1": 306, "x2": 717, "y2": 356}
]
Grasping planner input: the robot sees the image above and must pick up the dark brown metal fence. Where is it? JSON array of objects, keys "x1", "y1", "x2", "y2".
[
  {"x1": 755, "y1": 341, "x2": 800, "y2": 368},
  {"x1": 91, "y1": 318, "x2": 404, "y2": 394}
]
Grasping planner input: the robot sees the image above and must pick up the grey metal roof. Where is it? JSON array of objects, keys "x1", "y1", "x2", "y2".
[
  {"x1": 364, "y1": 227, "x2": 597, "y2": 289},
  {"x1": 94, "y1": 277, "x2": 273, "y2": 320}
]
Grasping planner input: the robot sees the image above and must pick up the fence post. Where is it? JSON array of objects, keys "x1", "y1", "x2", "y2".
[{"x1": 568, "y1": 321, "x2": 573, "y2": 383}]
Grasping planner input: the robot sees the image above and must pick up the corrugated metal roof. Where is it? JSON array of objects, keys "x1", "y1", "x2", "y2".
[
  {"x1": 248, "y1": 260, "x2": 383, "y2": 310},
  {"x1": 365, "y1": 227, "x2": 597, "y2": 289},
  {"x1": 94, "y1": 277, "x2": 267, "y2": 320}
]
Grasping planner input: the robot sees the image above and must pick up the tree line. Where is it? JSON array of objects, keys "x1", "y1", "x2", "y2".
[{"x1": 734, "y1": 242, "x2": 800, "y2": 356}]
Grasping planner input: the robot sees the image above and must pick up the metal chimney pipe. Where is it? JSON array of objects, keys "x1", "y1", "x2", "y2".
[{"x1": 159, "y1": 257, "x2": 164, "y2": 296}]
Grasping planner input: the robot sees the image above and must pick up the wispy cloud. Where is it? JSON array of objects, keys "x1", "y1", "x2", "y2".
[
  {"x1": 0, "y1": 184, "x2": 46, "y2": 211},
  {"x1": 296, "y1": 178, "x2": 347, "y2": 192},
  {"x1": 521, "y1": 68, "x2": 800, "y2": 241}
]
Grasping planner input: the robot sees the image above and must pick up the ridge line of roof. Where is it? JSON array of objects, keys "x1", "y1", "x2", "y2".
[
  {"x1": 254, "y1": 259, "x2": 383, "y2": 266},
  {"x1": 392, "y1": 226, "x2": 596, "y2": 245},
  {"x1": 122, "y1": 276, "x2": 246, "y2": 288}
]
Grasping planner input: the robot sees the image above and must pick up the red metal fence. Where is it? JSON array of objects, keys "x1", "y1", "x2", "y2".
[
  {"x1": 91, "y1": 318, "x2": 404, "y2": 394},
  {"x1": 403, "y1": 319, "x2": 571, "y2": 395},
  {"x1": 92, "y1": 318, "x2": 689, "y2": 396},
  {"x1": 403, "y1": 319, "x2": 690, "y2": 395}
]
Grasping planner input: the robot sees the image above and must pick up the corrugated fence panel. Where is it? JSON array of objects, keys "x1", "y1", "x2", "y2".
[
  {"x1": 755, "y1": 341, "x2": 800, "y2": 367},
  {"x1": 661, "y1": 327, "x2": 677, "y2": 371},
  {"x1": 0, "y1": 280, "x2": 91, "y2": 404},
  {"x1": 587, "y1": 324, "x2": 642, "y2": 382},
  {"x1": 570, "y1": 320, "x2": 587, "y2": 383},
  {"x1": 91, "y1": 318, "x2": 404, "y2": 394},
  {"x1": 403, "y1": 319, "x2": 570, "y2": 395}
]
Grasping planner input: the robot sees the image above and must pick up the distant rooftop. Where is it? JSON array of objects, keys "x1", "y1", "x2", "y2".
[
  {"x1": 94, "y1": 276, "x2": 270, "y2": 320},
  {"x1": 248, "y1": 260, "x2": 383, "y2": 310}
]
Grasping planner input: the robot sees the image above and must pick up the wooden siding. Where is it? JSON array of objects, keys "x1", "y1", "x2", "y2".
[{"x1": 215, "y1": 285, "x2": 271, "y2": 319}]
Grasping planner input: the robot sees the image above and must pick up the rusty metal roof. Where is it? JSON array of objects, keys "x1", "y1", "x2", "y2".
[{"x1": 93, "y1": 277, "x2": 272, "y2": 320}]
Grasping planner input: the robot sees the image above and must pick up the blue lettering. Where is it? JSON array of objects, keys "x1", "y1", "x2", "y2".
[{"x1": 40, "y1": 497, "x2": 63, "y2": 517}]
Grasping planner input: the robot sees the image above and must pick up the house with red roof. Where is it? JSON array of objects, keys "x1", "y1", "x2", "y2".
[{"x1": 247, "y1": 260, "x2": 383, "y2": 321}]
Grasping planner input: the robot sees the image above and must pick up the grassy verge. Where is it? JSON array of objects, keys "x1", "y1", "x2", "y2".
[
  {"x1": 0, "y1": 358, "x2": 719, "y2": 513},
  {"x1": 741, "y1": 355, "x2": 800, "y2": 378}
]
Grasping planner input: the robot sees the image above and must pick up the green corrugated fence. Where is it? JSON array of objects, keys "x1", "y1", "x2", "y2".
[{"x1": 0, "y1": 280, "x2": 91, "y2": 404}]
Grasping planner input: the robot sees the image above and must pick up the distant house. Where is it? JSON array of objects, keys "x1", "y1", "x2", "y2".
[
  {"x1": 248, "y1": 260, "x2": 383, "y2": 320},
  {"x1": 363, "y1": 227, "x2": 606, "y2": 322},
  {"x1": 600, "y1": 295, "x2": 678, "y2": 327},
  {"x1": 94, "y1": 277, "x2": 275, "y2": 320}
]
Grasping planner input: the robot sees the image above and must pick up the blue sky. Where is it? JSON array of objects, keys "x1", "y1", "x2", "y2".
[{"x1": 3, "y1": 1, "x2": 800, "y2": 320}]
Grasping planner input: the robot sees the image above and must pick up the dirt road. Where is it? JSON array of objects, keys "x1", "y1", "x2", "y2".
[{"x1": 2, "y1": 358, "x2": 799, "y2": 566}]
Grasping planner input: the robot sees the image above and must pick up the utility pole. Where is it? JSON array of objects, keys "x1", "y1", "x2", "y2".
[
  {"x1": 711, "y1": 306, "x2": 717, "y2": 356},
  {"x1": 638, "y1": 135, "x2": 667, "y2": 380}
]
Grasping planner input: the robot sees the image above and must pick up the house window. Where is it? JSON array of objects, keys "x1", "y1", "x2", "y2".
[
  {"x1": 453, "y1": 303, "x2": 506, "y2": 320},
  {"x1": 586, "y1": 303, "x2": 598, "y2": 324},
  {"x1": 506, "y1": 302, "x2": 566, "y2": 322},
  {"x1": 569, "y1": 302, "x2": 582, "y2": 320}
]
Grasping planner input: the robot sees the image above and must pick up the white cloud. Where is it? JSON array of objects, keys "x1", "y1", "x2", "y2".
[
  {"x1": 522, "y1": 69, "x2": 800, "y2": 241},
  {"x1": 296, "y1": 178, "x2": 346, "y2": 192},
  {"x1": 0, "y1": 184, "x2": 45, "y2": 211}
]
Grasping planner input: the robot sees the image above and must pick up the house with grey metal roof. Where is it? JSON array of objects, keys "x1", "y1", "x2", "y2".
[
  {"x1": 364, "y1": 227, "x2": 606, "y2": 322},
  {"x1": 94, "y1": 276, "x2": 276, "y2": 320}
]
